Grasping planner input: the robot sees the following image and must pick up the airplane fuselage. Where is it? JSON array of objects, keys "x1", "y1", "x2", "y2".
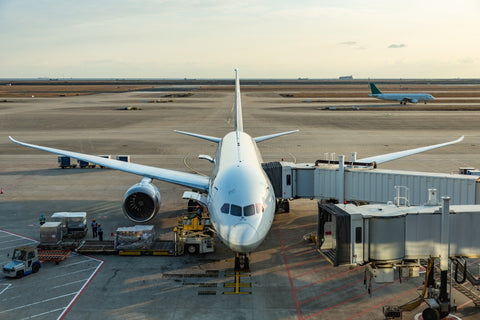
[
  {"x1": 369, "y1": 93, "x2": 434, "y2": 104},
  {"x1": 207, "y1": 131, "x2": 276, "y2": 253}
]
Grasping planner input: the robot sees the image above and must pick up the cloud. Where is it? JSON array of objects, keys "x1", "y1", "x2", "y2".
[
  {"x1": 339, "y1": 41, "x2": 357, "y2": 46},
  {"x1": 388, "y1": 44, "x2": 406, "y2": 49}
]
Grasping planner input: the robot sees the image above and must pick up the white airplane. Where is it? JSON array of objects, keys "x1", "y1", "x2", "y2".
[
  {"x1": 9, "y1": 70, "x2": 462, "y2": 268},
  {"x1": 369, "y1": 82, "x2": 435, "y2": 104}
]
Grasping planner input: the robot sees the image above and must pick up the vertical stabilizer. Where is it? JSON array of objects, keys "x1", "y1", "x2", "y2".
[
  {"x1": 235, "y1": 68, "x2": 243, "y2": 132},
  {"x1": 369, "y1": 82, "x2": 382, "y2": 94}
]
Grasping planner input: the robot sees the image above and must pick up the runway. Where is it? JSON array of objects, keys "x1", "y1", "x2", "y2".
[{"x1": 1, "y1": 82, "x2": 480, "y2": 319}]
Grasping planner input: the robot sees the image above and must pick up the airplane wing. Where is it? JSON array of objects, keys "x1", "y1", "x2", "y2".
[
  {"x1": 9, "y1": 136, "x2": 210, "y2": 191},
  {"x1": 357, "y1": 136, "x2": 464, "y2": 164}
]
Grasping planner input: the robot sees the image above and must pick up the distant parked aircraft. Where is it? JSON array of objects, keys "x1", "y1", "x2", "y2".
[{"x1": 368, "y1": 82, "x2": 435, "y2": 104}]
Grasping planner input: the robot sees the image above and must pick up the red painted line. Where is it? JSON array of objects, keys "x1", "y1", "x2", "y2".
[
  {"x1": 296, "y1": 265, "x2": 363, "y2": 292},
  {"x1": 283, "y1": 240, "x2": 311, "y2": 251},
  {"x1": 278, "y1": 226, "x2": 303, "y2": 320},
  {"x1": 292, "y1": 248, "x2": 316, "y2": 257},
  {"x1": 58, "y1": 255, "x2": 105, "y2": 320},
  {"x1": 302, "y1": 278, "x2": 401, "y2": 320},
  {"x1": 345, "y1": 284, "x2": 422, "y2": 320},
  {"x1": 292, "y1": 264, "x2": 331, "y2": 280},
  {"x1": 300, "y1": 278, "x2": 364, "y2": 306},
  {"x1": 289, "y1": 256, "x2": 324, "y2": 269},
  {"x1": 281, "y1": 234, "x2": 307, "y2": 243},
  {"x1": 278, "y1": 224, "x2": 316, "y2": 235}
]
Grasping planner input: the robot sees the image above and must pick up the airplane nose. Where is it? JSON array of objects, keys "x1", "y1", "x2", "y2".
[{"x1": 229, "y1": 223, "x2": 260, "y2": 252}]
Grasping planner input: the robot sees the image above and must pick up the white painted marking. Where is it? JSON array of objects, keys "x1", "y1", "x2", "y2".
[
  {"x1": 19, "y1": 307, "x2": 65, "y2": 319},
  {"x1": 56, "y1": 256, "x2": 104, "y2": 320},
  {"x1": 0, "y1": 292, "x2": 77, "y2": 314},
  {"x1": 56, "y1": 259, "x2": 93, "y2": 268},
  {"x1": 52, "y1": 278, "x2": 90, "y2": 289},
  {"x1": 1, "y1": 237, "x2": 33, "y2": 244},
  {"x1": 0, "y1": 230, "x2": 39, "y2": 242},
  {"x1": 0, "y1": 283, "x2": 12, "y2": 295},
  {"x1": 52, "y1": 266, "x2": 98, "y2": 278}
]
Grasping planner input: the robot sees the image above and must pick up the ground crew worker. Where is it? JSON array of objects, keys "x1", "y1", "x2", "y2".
[
  {"x1": 196, "y1": 205, "x2": 202, "y2": 218},
  {"x1": 91, "y1": 219, "x2": 98, "y2": 238},
  {"x1": 39, "y1": 214, "x2": 46, "y2": 225},
  {"x1": 98, "y1": 223, "x2": 103, "y2": 241}
]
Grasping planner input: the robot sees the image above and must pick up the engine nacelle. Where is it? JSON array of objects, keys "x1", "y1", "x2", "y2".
[
  {"x1": 122, "y1": 179, "x2": 161, "y2": 223},
  {"x1": 410, "y1": 99, "x2": 418, "y2": 104}
]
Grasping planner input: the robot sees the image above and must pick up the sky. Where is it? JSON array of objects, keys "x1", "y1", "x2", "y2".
[{"x1": 0, "y1": 0, "x2": 479, "y2": 79}]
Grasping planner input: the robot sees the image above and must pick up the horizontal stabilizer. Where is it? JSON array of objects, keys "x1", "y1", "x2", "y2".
[
  {"x1": 254, "y1": 130, "x2": 299, "y2": 143},
  {"x1": 357, "y1": 135, "x2": 464, "y2": 164},
  {"x1": 174, "y1": 130, "x2": 221, "y2": 143}
]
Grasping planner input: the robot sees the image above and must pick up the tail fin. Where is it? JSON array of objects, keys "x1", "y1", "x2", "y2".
[
  {"x1": 369, "y1": 82, "x2": 382, "y2": 94},
  {"x1": 235, "y1": 68, "x2": 243, "y2": 132}
]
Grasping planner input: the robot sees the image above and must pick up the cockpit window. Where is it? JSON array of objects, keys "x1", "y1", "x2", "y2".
[
  {"x1": 231, "y1": 204, "x2": 242, "y2": 216},
  {"x1": 244, "y1": 204, "x2": 255, "y2": 216},
  {"x1": 221, "y1": 203, "x2": 230, "y2": 214},
  {"x1": 255, "y1": 203, "x2": 264, "y2": 214}
]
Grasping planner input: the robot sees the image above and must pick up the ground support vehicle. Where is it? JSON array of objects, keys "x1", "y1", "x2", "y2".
[
  {"x1": 76, "y1": 213, "x2": 215, "y2": 256},
  {"x1": 37, "y1": 249, "x2": 71, "y2": 264},
  {"x1": 57, "y1": 156, "x2": 77, "y2": 168},
  {"x1": 77, "y1": 159, "x2": 96, "y2": 168},
  {"x1": 176, "y1": 213, "x2": 215, "y2": 254},
  {"x1": 2, "y1": 246, "x2": 42, "y2": 278}
]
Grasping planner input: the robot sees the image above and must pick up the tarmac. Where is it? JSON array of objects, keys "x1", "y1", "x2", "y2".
[{"x1": 1, "y1": 85, "x2": 480, "y2": 319}]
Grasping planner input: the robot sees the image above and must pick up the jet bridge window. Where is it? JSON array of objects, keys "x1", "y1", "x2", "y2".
[
  {"x1": 221, "y1": 203, "x2": 230, "y2": 214},
  {"x1": 231, "y1": 204, "x2": 242, "y2": 216}
]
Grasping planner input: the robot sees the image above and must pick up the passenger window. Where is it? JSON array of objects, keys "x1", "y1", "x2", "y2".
[
  {"x1": 231, "y1": 204, "x2": 242, "y2": 216},
  {"x1": 255, "y1": 203, "x2": 263, "y2": 214},
  {"x1": 221, "y1": 203, "x2": 230, "y2": 214},
  {"x1": 244, "y1": 205, "x2": 255, "y2": 216}
]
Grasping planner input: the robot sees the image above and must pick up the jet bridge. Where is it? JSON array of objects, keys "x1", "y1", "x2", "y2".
[
  {"x1": 317, "y1": 198, "x2": 480, "y2": 268},
  {"x1": 263, "y1": 159, "x2": 480, "y2": 206}
]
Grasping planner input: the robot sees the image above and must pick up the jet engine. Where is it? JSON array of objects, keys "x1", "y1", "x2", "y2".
[
  {"x1": 410, "y1": 99, "x2": 418, "y2": 103},
  {"x1": 122, "y1": 178, "x2": 161, "y2": 223}
]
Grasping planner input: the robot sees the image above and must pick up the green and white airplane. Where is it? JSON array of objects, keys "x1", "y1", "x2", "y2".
[{"x1": 369, "y1": 82, "x2": 435, "y2": 104}]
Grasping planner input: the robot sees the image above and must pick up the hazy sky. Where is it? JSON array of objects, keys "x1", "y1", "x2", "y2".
[{"x1": 1, "y1": 0, "x2": 479, "y2": 78}]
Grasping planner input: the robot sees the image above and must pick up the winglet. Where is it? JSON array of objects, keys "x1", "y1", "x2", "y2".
[{"x1": 235, "y1": 68, "x2": 243, "y2": 132}]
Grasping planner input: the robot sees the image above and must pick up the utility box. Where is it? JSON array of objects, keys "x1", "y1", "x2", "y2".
[
  {"x1": 40, "y1": 222, "x2": 62, "y2": 245},
  {"x1": 366, "y1": 264, "x2": 394, "y2": 283},
  {"x1": 50, "y1": 212, "x2": 87, "y2": 238},
  {"x1": 116, "y1": 155, "x2": 130, "y2": 162}
]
